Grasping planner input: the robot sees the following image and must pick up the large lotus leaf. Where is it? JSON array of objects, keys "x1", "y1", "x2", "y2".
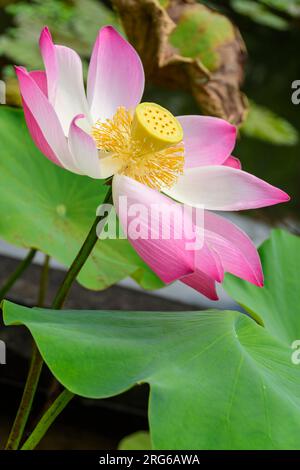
[
  {"x1": 3, "y1": 300, "x2": 300, "y2": 449},
  {"x1": 224, "y1": 229, "x2": 300, "y2": 345},
  {"x1": 0, "y1": 106, "x2": 163, "y2": 291},
  {"x1": 0, "y1": 0, "x2": 118, "y2": 75}
]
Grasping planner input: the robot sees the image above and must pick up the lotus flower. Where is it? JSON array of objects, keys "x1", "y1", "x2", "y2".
[{"x1": 15, "y1": 26, "x2": 289, "y2": 300}]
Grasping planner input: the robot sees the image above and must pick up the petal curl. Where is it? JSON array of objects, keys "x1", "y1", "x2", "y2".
[
  {"x1": 223, "y1": 156, "x2": 241, "y2": 170},
  {"x1": 181, "y1": 271, "x2": 219, "y2": 301}
]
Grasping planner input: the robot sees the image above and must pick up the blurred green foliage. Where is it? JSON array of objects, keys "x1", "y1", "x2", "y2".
[
  {"x1": 0, "y1": 0, "x2": 119, "y2": 77},
  {"x1": 201, "y1": 0, "x2": 300, "y2": 30},
  {"x1": 262, "y1": 0, "x2": 300, "y2": 15},
  {"x1": 241, "y1": 101, "x2": 298, "y2": 145},
  {"x1": 230, "y1": 0, "x2": 300, "y2": 30}
]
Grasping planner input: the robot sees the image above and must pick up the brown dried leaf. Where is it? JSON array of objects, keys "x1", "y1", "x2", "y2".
[{"x1": 112, "y1": 0, "x2": 248, "y2": 125}]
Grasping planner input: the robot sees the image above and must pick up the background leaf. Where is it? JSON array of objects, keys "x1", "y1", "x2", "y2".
[
  {"x1": 0, "y1": 0, "x2": 119, "y2": 77},
  {"x1": 231, "y1": 0, "x2": 300, "y2": 26},
  {"x1": 241, "y1": 101, "x2": 299, "y2": 145},
  {"x1": 231, "y1": 0, "x2": 290, "y2": 30},
  {"x1": 261, "y1": 0, "x2": 300, "y2": 17},
  {"x1": 3, "y1": 299, "x2": 300, "y2": 450},
  {"x1": 0, "y1": 106, "x2": 163, "y2": 291}
]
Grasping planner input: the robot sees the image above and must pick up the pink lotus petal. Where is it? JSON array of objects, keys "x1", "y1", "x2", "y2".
[
  {"x1": 223, "y1": 155, "x2": 241, "y2": 170},
  {"x1": 39, "y1": 27, "x2": 57, "y2": 102},
  {"x1": 68, "y1": 114, "x2": 101, "y2": 178},
  {"x1": 178, "y1": 115, "x2": 237, "y2": 169},
  {"x1": 68, "y1": 114, "x2": 121, "y2": 179},
  {"x1": 22, "y1": 70, "x2": 60, "y2": 165},
  {"x1": 16, "y1": 66, "x2": 81, "y2": 173},
  {"x1": 39, "y1": 27, "x2": 91, "y2": 134},
  {"x1": 204, "y1": 211, "x2": 263, "y2": 286},
  {"x1": 181, "y1": 271, "x2": 219, "y2": 300},
  {"x1": 192, "y1": 238, "x2": 224, "y2": 283},
  {"x1": 112, "y1": 175, "x2": 195, "y2": 283},
  {"x1": 181, "y1": 213, "x2": 224, "y2": 286},
  {"x1": 29, "y1": 70, "x2": 48, "y2": 96},
  {"x1": 87, "y1": 26, "x2": 145, "y2": 122},
  {"x1": 22, "y1": 101, "x2": 62, "y2": 167},
  {"x1": 165, "y1": 165, "x2": 290, "y2": 211}
]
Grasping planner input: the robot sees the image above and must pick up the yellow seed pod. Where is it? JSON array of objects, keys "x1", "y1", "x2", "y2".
[{"x1": 131, "y1": 102, "x2": 183, "y2": 153}]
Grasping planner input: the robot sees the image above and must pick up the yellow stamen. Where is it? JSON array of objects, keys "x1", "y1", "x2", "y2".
[{"x1": 91, "y1": 104, "x2": 185, "y2": 190}]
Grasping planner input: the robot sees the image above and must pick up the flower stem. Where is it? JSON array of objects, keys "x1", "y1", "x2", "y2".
[
  {"x1": 5, "y1": 253, "x2": 50, "y2": 450},
  {"x1": 5, "y1": 187, "x2": 112, "y2": 450},
  {"x1": 21, "y1": 390, "x2": 75, "y2": 450},
  {"x1": 5, "y1": 344, "x2": 44, "y2": 450},
  {"x1": 51, "y1": 214, "x2": 107, "y2": 309},
  {"x1": 0, "y1": 248, "x2": 36, "y2": 301},
  {"x1": 37, "y1": 254, "x2": 50, "y2": 307}
]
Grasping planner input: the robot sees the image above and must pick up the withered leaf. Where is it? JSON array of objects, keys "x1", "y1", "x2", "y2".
[{"x1": 112, "y1": 0, "x2": 248, "y2": 125}]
